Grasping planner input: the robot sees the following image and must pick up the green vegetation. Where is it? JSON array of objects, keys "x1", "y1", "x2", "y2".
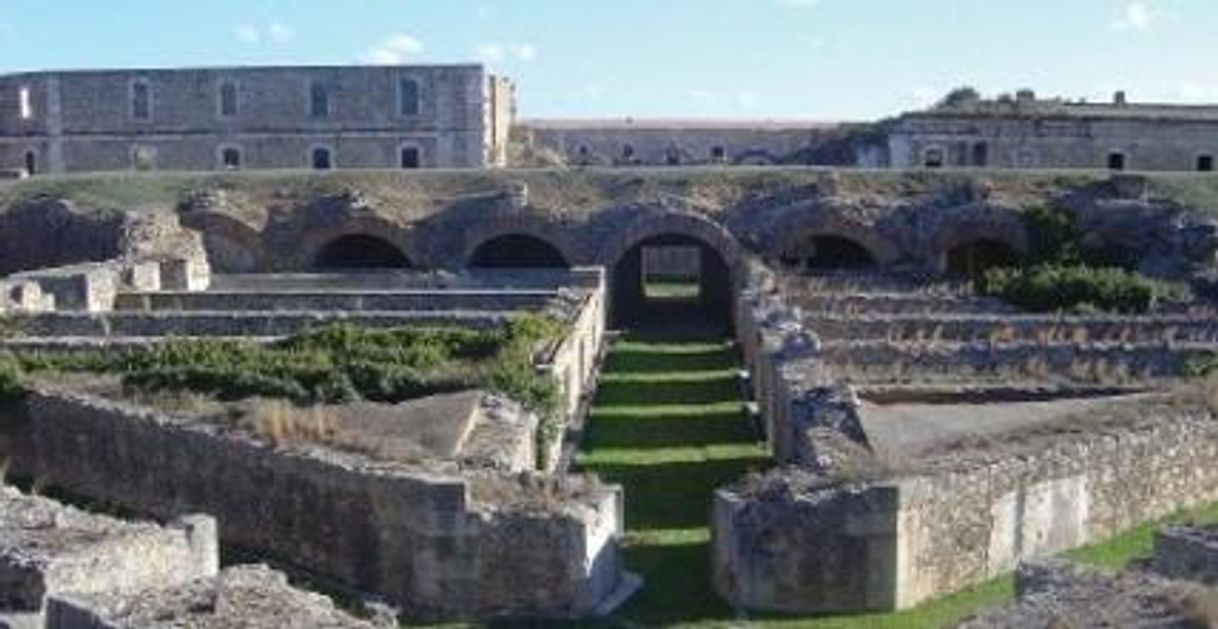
[
  {"x1": 980, "y1": 205, "x2": 1182, "y2": 313},
  {"x1": 0, "y1": 352, "x2": 23, "y2": 402},
  {"x1": 980, "y1": 264, "x2": 1178, "y2": 314},
  {"x1": 13, "y1": 317, "x2": 566, "y2": 452}
]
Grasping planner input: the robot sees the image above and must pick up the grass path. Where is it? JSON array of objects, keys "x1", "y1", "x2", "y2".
[{"x1": 570, "y1": 320, "x2": 1218, "y2": 628}]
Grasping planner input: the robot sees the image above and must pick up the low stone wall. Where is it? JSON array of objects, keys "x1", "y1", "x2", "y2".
[
  {"x1": 713, "y1": 403, "x2": 1218, "y2": 614},
  {"x1": 802, "y1": 313, "x2": 1218, "y2": 345},
  {"x1": 0, "y1": 389, "x2": 623, "y2": 622},
  {"x1": 0, "y1": 486, "x2": 218, "y2": 628},
  {"x1": 734, "y1": 259, "x2": 866, "y2": 465}
]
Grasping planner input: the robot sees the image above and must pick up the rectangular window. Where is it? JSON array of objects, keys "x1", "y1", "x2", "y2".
[
  {"x1": 400, "y1": 79, "x2": 420, "y2": 116},
  {"x1": 401, "y1": 146, "x2": 420, "y2": 169},
  {"x1": 1107, "y1": 152, "x2": 1126, "y2": 171},
  {"x1": 310, "y1": 82, "x2": 329, "y2": 118},
  {"x1": 131, "y1": 81, "x2": 151, "y2": 120},
  {"x1": 1198, "y1": 155, "x2": 1214, "y2": 172},
  {"x1": 18, "y1": 86, "x2": 32, "y2": 120},
  {"x1": 219, "y1": 82, "x2": 239, "y2": 117}
]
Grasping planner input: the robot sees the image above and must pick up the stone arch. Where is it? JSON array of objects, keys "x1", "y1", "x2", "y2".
[
  {"x1": 459, "y1": 216, "x2": 581, "y2": 270},
  {"x1": 599, "y1": 209, "x2": 743, "y2": 328},
  {"x1": 931, "y1": 205, "x2": 1028, "y2": 277},
  {"x1": 300, "y1": 216, "x2": 417, "y2": 271},
  {"x1": 180, "y1": 211, "x2": 264, "y2": 273},
  {"x1": 313, "y1": 234, "x2": 413, "y2": 269},
  {"x1": 766, "y1": 205, "x2": 901, "y2": 271},
  {"x1": 733, "y1": 150, "x2": 781, "y2": 166},
  {"x1": 468, "y1": 234, "x2": 571, "y2": 269}
]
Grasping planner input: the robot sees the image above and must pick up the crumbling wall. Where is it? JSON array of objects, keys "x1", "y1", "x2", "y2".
[
  {"x1": 0, "y1": 389, "x2": 622, "y2": 621},
  {"x1": 713, "y1": 406, "x2": 1218, "y2": 614}
]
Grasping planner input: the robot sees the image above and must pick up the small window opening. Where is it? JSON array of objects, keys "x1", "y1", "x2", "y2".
[
  {"x1": 221, "y1": 147, "x2": 241, "y2": 170},
  {"x1": 400, "y1": 146, "x2": 420, "y2": 169},
  {"x1": 219, "y1": 82, "x2": 239, "y2": 117},
  {"x1": 923, "y1": 147, "x2": 945, "y2": 169},
  {"x1": 1198, "y1": 155, "x2": 1214, "y2": 172},
  {"x1": 1108, "y1": 152, "x2": 1127, "y2": 171},
  {"x1": 18, "y1": 87, "x2": 32, "y2": 120},
  {"x1": 310, "y1": 82, "x2": 330, "y2": 118},
  {"x1": 312, "y1": 147, "x2": 333, "y2": 170},
  {"x1": 131, "y1": 80, "x2": 151, "y2": 120}
]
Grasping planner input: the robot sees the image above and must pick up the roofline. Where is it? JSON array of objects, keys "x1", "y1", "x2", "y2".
[
  {"x1": 522, "y1": 117, "x2": 852, "y2": 130},
  {"x1": 0, "y1": 63, "x2": 488, "y2": 79}
]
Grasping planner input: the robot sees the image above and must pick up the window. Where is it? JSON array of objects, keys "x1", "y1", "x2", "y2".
[
  {"x1": 18, "y1": 86, "x2": 32, "y2": 120},
  {"x1": 665, "y1": 147, "x2": 681, "y2": 166},
  {"x1": 400, "y1": 146, "x2": 421, "y2": 169},
  {"x1": 923, "y1": 147, "x2": 945, "y2": 169},
  {"x1": 1198, "y1": 155, "x2": 1214, "y2": 172},
  {"x1": 400, "y1": 78, "x2": 420, "y2": 116},
  {"x1": 711, "y1": 146, "x2": 727, "y2": 162},
  {"x1": 622, "y1": 144, "x2": 635, "y2": 161},
  {"x1": 131, "y1": 145, "x2": 157, "y2": 171},
  {"x1": 311, "y1": 146, "x2": 333, "y2": 170},
  {"x1": 131, "y1": 79, "x2": 151, "y2": 121},
  {"x1": 23, "y1": 150, "x2": 36, "y2": 175},
  {"x1": 220, "y1": 146, "x2": 242, "y2": 170},
  {"x1": 309, "y1": 82, "x2": 330, "y2": 118},
  {"x1": 1107, "y1": 152, "x2": 1126, "y2": 171},
  {"x1": 219, "y1": 81, "x2": 239, "y2": 117},
  {"x1": 972, "y1": 142, "x2": 988, "y2": 167}
]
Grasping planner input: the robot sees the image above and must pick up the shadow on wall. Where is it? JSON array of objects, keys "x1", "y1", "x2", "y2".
[{"x1": 313, "y1": 234, "x2": 414, "y2": 270}]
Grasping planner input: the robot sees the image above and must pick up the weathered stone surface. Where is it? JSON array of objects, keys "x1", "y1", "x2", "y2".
[
  {"x1": 1153, "y1": 524, "x2": 1218, "y2": 586},
  {"x1": 46, "y1": 565, "x2": 375, "y2": 629},
  {"x1": 0, "y1": 486, "x2": 217, "y2": 627}
]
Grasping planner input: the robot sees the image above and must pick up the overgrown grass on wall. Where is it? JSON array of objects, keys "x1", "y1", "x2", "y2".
[
  {"x1": 12, "y1": 317, "x2": 566, "y2": 458},
  {"x1": 979, "y1": 206, "x2": 1184, "y2": 313}
]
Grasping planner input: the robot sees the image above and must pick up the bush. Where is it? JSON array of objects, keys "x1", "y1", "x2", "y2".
[
  {"x1": 0, "y1": 352, "x2": 24, "y2": 402},
  {"x1": 980, "y1": 264, "x2": 1177, "y2": 314}
]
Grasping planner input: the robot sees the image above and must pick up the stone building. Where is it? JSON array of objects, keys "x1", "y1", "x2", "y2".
[
  {"x1": 522, "y1": 118, "x2": 879, "y2": 167},
  {"x1": 0, "y1": 64, "x2": 515, "y2": 174},
  {"x1": 889, "y1": 89, "x2": 1218, "y2": 172}
]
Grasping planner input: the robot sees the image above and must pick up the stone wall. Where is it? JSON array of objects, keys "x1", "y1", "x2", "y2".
[
  {"x1": 0, "y1": 65, "x2": 505, "y2": 172},
  {"x1": 713, "y1": 405, "x2": 1218, "y2": 614},
  {"x1": 0, "y1": 486, "x2": 218, "y2": 627},
  {"x1": 1152, "y1": 524, "x2": 1218, "y2": 586},
  {"x1": 0, "y1": 389, "x2": 623, "y2": 621}
]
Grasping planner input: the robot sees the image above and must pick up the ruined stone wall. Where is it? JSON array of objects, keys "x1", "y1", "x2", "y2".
[
  {"x1": 0, "y1": 389, "x2": 623, "y2": 621},
  {"x1": 0, "y1": 65, "x2": 494, "y2": 172},
  {"x1": 713, "y1": 408, "x2": 1218, "y2": 614}
]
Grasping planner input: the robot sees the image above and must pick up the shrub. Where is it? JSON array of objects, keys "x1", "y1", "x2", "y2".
[
  {"x1": 0, "y1": 352, "x2": 23, "y2": 402},
  {"x1": 981, "y1": 264, "x2": 1177, "y2": 314}
]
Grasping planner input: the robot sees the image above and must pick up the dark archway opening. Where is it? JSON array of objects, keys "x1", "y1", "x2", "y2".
[
  {"x1": 946, "y1": 239, "x2": 1019, "y2": 279},
  {"x1": 783, "y1": 235, "x2": 878, "y2": 272},
  {"x1": 468, "y1": 234, "x2": 570, "y2": 269},
  {"x1": 314, "y1": 235, "x2": 412, "y2": 270},
  {"x1": 611, "y1": 234, "x2": 733, "y2": 332}
]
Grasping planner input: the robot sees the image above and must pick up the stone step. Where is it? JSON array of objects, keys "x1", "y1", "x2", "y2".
[
  {"x1": 114, "y1": 290, "x2": 557, "y2": 313},
  {"x1": 801, "y1": 313, "x2": 1218, "y2": 344},
  {"x1": 10, "y1": 310, "x2": 510, "y2": 339},
  {"x1": 818, "y1": 339, "x2": 1218, "y2": 382}
]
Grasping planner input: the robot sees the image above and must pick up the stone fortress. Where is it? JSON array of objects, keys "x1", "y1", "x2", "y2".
[
  {"x1": 5, "y1": 62, "x2": 1218, "y2": 627},
  {"x1": 0, "y1": 65, "x2": 515, "y2": 174},
  {"x1": 4, "y1": 62, "x2": 1218, "y2": 175}
]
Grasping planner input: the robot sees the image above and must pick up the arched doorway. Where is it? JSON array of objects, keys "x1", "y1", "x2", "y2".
[
  {"x1": 610, "y1": 233, "x2": 733, "y2": 330},
  {"x1": 946, "y1": 238, "x2": 1018, "y2": 279},
  {"x1": 313, "y1": 235, "x2": 412, "y2": 269},
  {"x1": 468, "y1": 234, "x2": 570, "y2": 269},
  {"x1": 782, "y1": 235, "x2": 878, "y2": 272}
]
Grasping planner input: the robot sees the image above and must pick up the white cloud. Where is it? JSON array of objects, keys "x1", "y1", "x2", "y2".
[
  {"x1": 475, "y1": 42, "x2": 538, "y2": 65},
  {"x1": 268, "y1": 21, "x2": 294, "y2": 44},
  {"x1": 234, "y1": 23, "x2": 261, "y2": 44},
  {"x1": 363, "y1": 34, "x2": 425, "y2": 64},
  {"x1": 1110, "y1": 1, "x2": 1157, "y2": 32},
  {"x1": 234, "y1": 21, "x2": 294, "y2": 45}
]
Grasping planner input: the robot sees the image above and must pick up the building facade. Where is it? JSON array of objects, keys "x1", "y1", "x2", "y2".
[
  {"x1": 0, "y1": 65, "x2": 515, "y2": 174},
  {"x1": 522, "y1": 119, "x2": 879, "y2": 168},
  {"x1": 889, "y1": 90, "x2": 1218, "y2": 172}
]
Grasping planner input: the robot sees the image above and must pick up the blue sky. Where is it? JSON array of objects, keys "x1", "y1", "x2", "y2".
[{"x1": 0, "y1": 1, "x2": 1211, "y2": 120}]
